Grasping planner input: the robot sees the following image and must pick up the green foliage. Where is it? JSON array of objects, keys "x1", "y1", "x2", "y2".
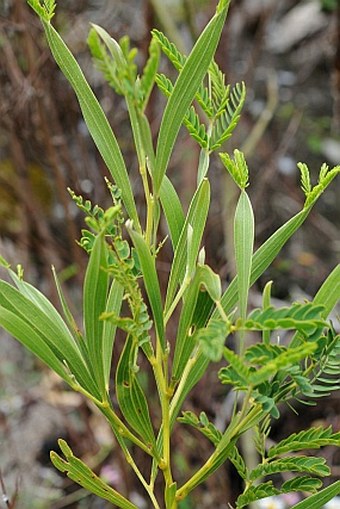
[
  {"x1": 153, "y1": 28, "x2": 245, "y2": 154},
  {"x1": 116, "y1": 335, "x2": 156, "y2": 451},
  {"x1": 234, "y1": 189, "x2": 254, "y2": 322},
  {"x1": 220, "y1": 149, "x2": 249, "y2": 189},
  {"x1": 298, "y1": 162, "x2": 340, "y2": 208},
  {"x1": 139, "y1": 37, "x2": 161, "y2": 110},
  {"x1": 291, "y1": 481, "x2": 340, "y2": 509},
  {"x1": 51, "y1": 439, "x2": 138, "y2": 509},
  {"x1": 154, "y1": 1, "x2": 230, "y2": 194},
  {"x1": 243, "y1": 302, "x2": 326, "y2": 334},
  {"x1": 27, "y1": 0, "x2": 56, "y2": 21},
  {"x1": 249, "y1": 456, "x2": 330, "y2": 480},
  {"x1": 268, "y1": 426, "x2": 340, "y2": 458},
  {"x1": 209, "y1": 82, "x2": 246, "y2": 150},
  {"x1": 236, "y1": 477, "x2": 324, "y2": 508},
  {"x1": 321, "y1": 0, "x2": 338, "y2": 12},
  {"x1": 155, "y1": 73, "x2": 209, "y2": 149},
  {"x1": 196, "y1": 318, "x2": 229, "y2": 362},
  {"x1": 152, "y1": 29, "x2": 186, "y2": 71},
  {"x1": 229, "y1": 445, "x2": 249, "y2": 480},
  {"x1": 1, "y1": 1, "x2": 339, "y2": 508},
  {"x1": 178, "y1": 411, "x2": 222, "y2": 446}
]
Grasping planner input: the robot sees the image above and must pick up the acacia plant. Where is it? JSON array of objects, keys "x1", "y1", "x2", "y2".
[{"x1": 0, "y1": 0, "x2": 339, "y2": 508}]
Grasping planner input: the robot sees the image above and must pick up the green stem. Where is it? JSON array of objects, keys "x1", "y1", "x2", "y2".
[
  {"x1": 153, "y1": 346, "x2": 174, "y2": 489},
  {"x1": 140, "y1": 161, "x2": 155, "y2": 246},
  {"x1": 125, "y1": 97, "x2": 156, "y2": 247},
  {"x1": 117, "y1": 435, "x2": 162, "y2": 509},
  {"x1": 169, "y1": 349, "x2": 199, "y2": 424},
  {"x1": 176, "y1": 403, "x2": 262, "y2": 501},
  {"x1": 73, "y1": 386, "x2": 161, "y2": 506},
  {"x1": 164, "y1": 275, "x2": 191, "y2": 325},
  {"x1": 99, "y1": 403, "x2": 153, "y2": 456}
]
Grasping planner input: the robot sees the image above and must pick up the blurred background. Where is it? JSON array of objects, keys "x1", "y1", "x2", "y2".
[{"x1": 0, "y1": 0, "x2": 339, "y2": 507}]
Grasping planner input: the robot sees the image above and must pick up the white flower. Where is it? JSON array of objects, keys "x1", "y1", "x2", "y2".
[{"x1": 258, "y1": 496, "x2": 286, "y2": 509}]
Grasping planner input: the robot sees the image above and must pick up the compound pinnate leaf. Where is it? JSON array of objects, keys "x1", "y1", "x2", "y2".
[
  {"x1": 51, "y1": 439, "x2": 138, "y2": 509},
  {"x1": 249, "y1": 456, "x2": 330, "y2": 481},
  {"x1": 268, "y1": 426, "x2": 340, "y2": 458}
]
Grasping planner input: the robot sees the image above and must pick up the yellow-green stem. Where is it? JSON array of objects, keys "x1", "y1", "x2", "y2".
[
  {"x1": 140, "y1": 163, "x2": 154, "y2": 247},
  {"x1": 154, "y1": 344, "x2": 173, "y2": 489},
  {"x1": 169, "y1": 348, "x2": 199, "y2": 422},
  {"x1": 99, "y1": 403, "x2": 153, "y2": 456},
  {"x1": 117, "y1": 436, "x2": 162, "y2": 509},
  {"x1": 164, "y1": 276, "x2": 190, "y2": 325},
  {"x1": 176, "y1": 403, "x2": 262, "y2": 500}
]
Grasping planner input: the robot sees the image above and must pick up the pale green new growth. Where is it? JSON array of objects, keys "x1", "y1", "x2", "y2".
[
  {"x1": 220, "y1": 149, "x2": 249, "y2": 189},
  {"x1": 27, "y1": 0, "x2": 56, "y2": 21},
  {"x1": 298, "y1": 162, "x2": 312, "y2": 195},
  {"x1": 0, "y1": 1, "x2": 339, "y2": 508},
  {"x1": 298, "y1": 161, "x2": 340, "y2": 209}
]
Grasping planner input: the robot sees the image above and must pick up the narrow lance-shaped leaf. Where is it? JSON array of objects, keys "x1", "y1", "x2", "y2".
[
  {"x1": 0, "y1": 306, "x2": 71, "y2": 384},
  {"x1": 213, "y1": 205, "x2": 312, "y2": 319},
  {"x1": 290, "y1": 481, "x2": 340, "y2": 509},
  {"x1": 51, "y1": 266, "x2": 82, "y2": 341},
  {"x1": 90, "y1": 24, "x2": 147, "y2": 170},
  {"x1": 262, "y1": 280, "x2": 273, "y2": 345},
  {"x1": 234, "y1": 190, "x2": 254, "y2": 320},
  {"x1": 0, "y1": 281, "x2": 100, "y2": 398},
  {"x1": 39, "y1": 19, "x2": 140, "y2": 229},
  {"x1": 127, "y1": 224, "x2": 165, "y2": 350},
  {"x1": 313, "y1": 264, "x2": 340, "y2": 318},
  {"x1": 9, "y1": 268, "x2": 78, "y2": 343},
  {"x1": 134, "y1": 100, "x2": 186, "y2": 250},
  {"x1": 172, "y1": 264, "x2": 222, "y2": 381},
  {"x1": 83, "y1": 232, "x2": 109, "y2": 397},
  {"x1": 160, "y1": 176, "x2": 185, "y2": 249},
  {"x1": 101, "y1": 279, "x2": 124, "y2": 389},
  {"x1": 154, "y1": 1, "x2": 230, "y2": 193},
  {"x1": 165, "y1": 178, "x2": 210, "y2": 312},
  {"x1": 290, "y1": 264, "x2": 340, "y2": 349},
  {"x1": 115, "y1": 336, "x2": 156, "y2": 451},
  {"x1": 91, "y1": 24, "x2": 126, "y2": 70},
  {"x1": 51, "y1": 266, "x2": 93, "y2": 365}
]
